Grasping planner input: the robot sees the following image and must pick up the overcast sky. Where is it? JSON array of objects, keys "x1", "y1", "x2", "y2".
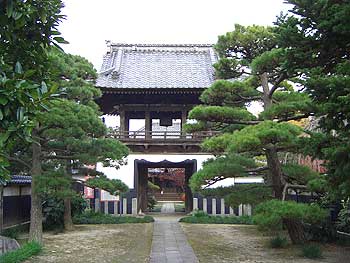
[{"x1": 59, "y1": 0, "x2": 291, "y2": 70}]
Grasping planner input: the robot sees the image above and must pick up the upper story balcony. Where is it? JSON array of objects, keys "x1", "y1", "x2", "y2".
[{"x1": 108, "y1": 129, "x2": 218, "y2": 154}]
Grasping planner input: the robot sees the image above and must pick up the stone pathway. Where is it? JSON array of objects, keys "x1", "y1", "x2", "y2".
[
  {"x1": 160, "y1": 202, "x2": 175, "y2": 213},
  {"x1": 149, "y1": 205, "x2": 199, "y2": 263}
]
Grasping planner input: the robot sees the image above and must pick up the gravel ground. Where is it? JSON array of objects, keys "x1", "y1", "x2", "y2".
[
  {"x1": 181, "y1": 224, "x2": 350, "y2": 263},
  {"x1": 25, "y1": 224, "x2": 153, "y2": 263}
]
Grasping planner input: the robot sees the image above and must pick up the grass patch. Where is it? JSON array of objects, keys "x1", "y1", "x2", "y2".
[
  {"x1": 179, "y1": 213, "x2": 253, "y2": 224},
  {"x1": 269, "y1": 235, "x2": 288, "y2": 248},
  {"x1": 73, "y1": 211, "x2": 154, "y2": 224},
  {"x1": 0, "y1": 242, "x2": 42, "y2": 263},
  {"x1": 301, "y1": 244, "x2": 322, "y2": 259}
]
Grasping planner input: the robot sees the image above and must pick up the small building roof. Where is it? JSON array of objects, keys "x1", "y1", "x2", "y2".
[
  {"x1": 9, "y1": 175, "x2": 31, "y2": 185},
  {"x1": 96, "y1": 43, "x2": 218, "y2": 89},
  {"x1": 0, "y1": 175, "x2": 32, "y2": 186}
]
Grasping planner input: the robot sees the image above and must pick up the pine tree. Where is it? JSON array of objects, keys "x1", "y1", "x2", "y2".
[
  {"x1": 187, "y1": 24, "x2": 324, "y2": 244},
  {"x1": 276, "y1": 0, "x2": 350, "y2": 200},
  {"x1": 37, "y1": 50, "x2": 129, "y2": 230}
]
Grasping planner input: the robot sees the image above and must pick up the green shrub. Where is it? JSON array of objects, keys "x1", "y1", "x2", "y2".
[
  {"x1": 192, "y1": 210, "x2": 208, "y2": 217},
  {"x1": 305, "y1": 221, "x2": 337, "y2": 242},
  {"x1": 269, "y1": 236, "x2": 288, "y2": 248},
  {"x1": 43, "y1": 194, "x2": 87, "y2": 230},
  {"x1": 0, "y1": 242, "x2": 42, "y2": 263},
  {"x1": 175, "y1": 203, "x2": 185, "y2": 213},
  {"x1": 1, "y1": 225, "x2": 29, "y2": 240},
  {"x1": 1, "y1": 228, "x2": 20, "y2": 240},
  {"x1": 336, "y1": 201, "x2": 350, "y2": 233},
  {"x1": 179, "y1": 214, "x2": 253, "y2": 224},
  {"x1": 301, "y1": 244, "x2": 322, "y2": 259},
  {"x1": 253, "y1": 200, "x2": 327, "y2": 232},
  {"x1": 73, "y1": 211, "x2": 154, "y2": 224},
  {"x1": 147, "y1": 196, "x2": 157, "y2": 210}
]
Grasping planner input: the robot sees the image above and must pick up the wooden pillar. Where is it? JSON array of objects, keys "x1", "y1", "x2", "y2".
[
  {"x1": 145, "y1": 111, "x2": 151, "y2": 139},
  {"x1": 181, "y1": 110, "x2": 187, "y2": 138},
  {"x1": 125, "y1": 115, "x2": 130, "y2": 138},
  {"x1": 119, "y1": 110, "x2": 130, "y2": 138},
  {"x1": 119, "y1": 110, "x2": 126, "y2": 138}
]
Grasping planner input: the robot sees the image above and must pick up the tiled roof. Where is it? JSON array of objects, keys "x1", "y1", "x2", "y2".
[
  {"x1": 0, "y1": 175, "x2": 31, "y2": 186},
  {"x1": 96, "y1": 43, "x2": 218, "y2": 89},
  {"x1": 10, "y1": 175, "x2": 31, "y2": 185}
]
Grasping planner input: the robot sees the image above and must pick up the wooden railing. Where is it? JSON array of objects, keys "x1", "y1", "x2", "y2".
[{"x1": 108, "y1": 130, "x2": 218, "y2": 141}]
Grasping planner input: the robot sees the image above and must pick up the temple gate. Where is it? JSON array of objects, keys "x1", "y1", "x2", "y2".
[{"x1": 96, "y1": 43, "x2": 218, "y2": 213}]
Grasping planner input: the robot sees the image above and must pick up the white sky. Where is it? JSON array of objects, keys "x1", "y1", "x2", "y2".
[
  {"x1": 59, "y1": 0, "x2": 289, "y2": 187},
  {"x1": 59, "y1": 0, "x2": 291, "y2": 70}
]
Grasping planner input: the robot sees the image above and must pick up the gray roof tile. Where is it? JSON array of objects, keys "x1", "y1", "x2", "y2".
[
  {"x1": 10, "y1": 175, "x2": 31, "y2": 185},
  {"x1": 96, "y1": 43, "x2": 218, "y2": 89}
]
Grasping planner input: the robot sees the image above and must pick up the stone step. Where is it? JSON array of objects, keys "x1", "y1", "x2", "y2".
[{"x1": 154, "y1": 193, "x2": 183, "y2": 201}]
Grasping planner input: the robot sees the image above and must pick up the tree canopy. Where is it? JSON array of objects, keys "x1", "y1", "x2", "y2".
[
  {"x1": 276, "y1": 0, "x2": 350, "y2": 200},
  {"x1": 0, "y1": 0, "x2": 65, "y2": 177},
  {"x1": 187, "y1": 23, "x2": 326, "y2": 244}
]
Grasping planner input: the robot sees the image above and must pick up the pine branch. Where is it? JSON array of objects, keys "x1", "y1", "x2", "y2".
[
  {"x1": 44, "y1": 155, "x2": 75, "y2": 160},
  {"x1": 277, "y1": 113, "x2": 313, "y2": 122},
  {"x1": 203, "y1": 176, "x2": 226, "y2": 189},
  {"x1": 246, "y1": 166, "x2": 268, "y2": 173},
  {"x1": 6, "y1": 156, "x2": 31, "y2": 169},
  {"x1": 269, "y1": 73, "x2": 287, "y2": 98},
  {"x1": 203, "y1": 167, "x2": 268, "y2": 189}
]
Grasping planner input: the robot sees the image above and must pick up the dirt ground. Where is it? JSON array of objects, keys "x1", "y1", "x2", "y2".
[
  {"x1": 181, "y1": 223, "x2": 350, "y2": 263},
  {"x1": 25, "y1": 224, "x2": 153, "y2": 263}
]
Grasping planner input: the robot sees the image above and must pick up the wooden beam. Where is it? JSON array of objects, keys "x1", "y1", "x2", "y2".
[{"x1": 116, "y1": 104, "x2": 195, "y2": 112}]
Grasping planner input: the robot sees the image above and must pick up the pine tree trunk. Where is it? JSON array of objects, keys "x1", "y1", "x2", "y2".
[
  {"x1": 283, "y1": 218, "x2": 307, "y2": 244},
  {"x1": 265, "y1": 147, "x2": 284, "y2": 199},
  {"x1": 64, "y1": 197, "x2": 74, "y2": 231},
  {"x1": 261, "y1": 72, "x2": 284, "y2": 198},
  {"x1": 260, "y1": 72, "x2": 306, "y2": 244},
  {"x1": 63, "y1": 161, "x2": 74, "y2": 231},
  {"x1": 29, "y1": 128, "x2": 43, "y2": 244}
]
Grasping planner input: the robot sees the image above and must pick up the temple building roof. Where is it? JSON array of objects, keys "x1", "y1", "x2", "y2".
[{"x1": 96, "y1": 43, "x2": 218, "y2": 89}]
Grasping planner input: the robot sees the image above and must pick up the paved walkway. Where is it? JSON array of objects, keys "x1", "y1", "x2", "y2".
[{"x1": 149, "y1": 205, "x2": 199, "y2": 263}]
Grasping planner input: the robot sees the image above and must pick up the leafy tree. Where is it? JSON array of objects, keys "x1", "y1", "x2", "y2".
[
  {"x1": 36, "y1": 50, "x2": 129, "y2": 230},
  {"x1": 7, "y1": 50, "x2": 129, "y2": 234},
  {"x1": 0, "y1": 0, "x2": 65, "y2": 242},
  {"x1": 276, "y1": 0, "x2": 350, "y2": 200},
  {"x1": 187, "y1": 24, "x2": 324, "y2": 244}
]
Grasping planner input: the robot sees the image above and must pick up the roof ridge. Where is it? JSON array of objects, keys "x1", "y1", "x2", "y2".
[{"x1": 107, "y1": 42, "x2": 214, "y2": 48}]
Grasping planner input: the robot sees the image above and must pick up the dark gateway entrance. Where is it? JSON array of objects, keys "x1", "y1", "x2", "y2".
[{"x1": 134, "y1": 159, "x2": 197, "y2": 213}]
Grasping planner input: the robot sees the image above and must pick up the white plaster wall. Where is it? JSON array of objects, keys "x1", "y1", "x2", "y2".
[
  {"x1": 4, "y1": 186, "x2": 20, "y2": 197},
  {"x1": 3, "y1": 185, "x2": 31, "y2": 196}
]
